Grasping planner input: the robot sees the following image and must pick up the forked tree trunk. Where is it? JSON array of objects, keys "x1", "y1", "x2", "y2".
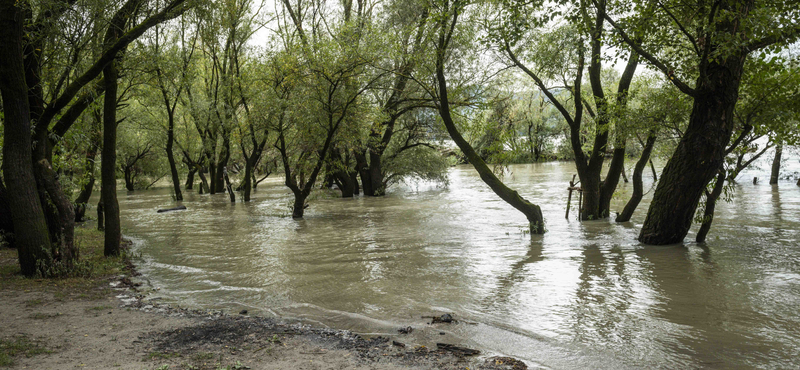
[
  {"x1": 616, "y1": 130, "x2": 657, "y2": 222},
  {"x1": 769, "y1": 145, "x2": 782, "y2": 185},
  {"x1": 639, "y1": 56, "x2": 746, "y2": 245},
  {"x1": 696, "y1": 169, "x2": 727, "y2": 243}
]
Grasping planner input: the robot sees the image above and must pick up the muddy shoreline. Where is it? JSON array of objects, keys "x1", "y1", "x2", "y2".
[{"x1": 1, "y1": 242, "x2": 528, "y2": 370}]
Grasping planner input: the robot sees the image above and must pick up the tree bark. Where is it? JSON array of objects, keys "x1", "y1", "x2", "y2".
[
  {"x1": 616, "y1": 130, "x2": 657, "y2": 222},
  {"x1": 0, "y1": 0, "x2": 54, "y2": 276},
  {"x1": 769, "y1": 144, "x2": 782, "y2": 185},
  {"x1": 223, "y1": 168, "x2": 235, "y2": 203},
  {"x1": 696, "y1": 169, "x2": 727, "y2": 243},
  {"x1": 639, "y1": 56, "x2": 747, "y2": 244},
  {"x1": 97, "y1": 200, "x2": 105, "y2": 231}
]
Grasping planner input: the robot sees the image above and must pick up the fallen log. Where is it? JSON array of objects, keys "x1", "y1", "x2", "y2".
[
  {"x1": 437, "y1": 343, "x2": 480, "y2": 356},
  {"x1": 157, "y1": 205, "x2": 187, "y2": 213}
]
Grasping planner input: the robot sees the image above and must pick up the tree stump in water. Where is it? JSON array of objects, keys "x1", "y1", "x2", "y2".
[{"x1": 157, "y1": 205, "x2": 187, "y2": 213}]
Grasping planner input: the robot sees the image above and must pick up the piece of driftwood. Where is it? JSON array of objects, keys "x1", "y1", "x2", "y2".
[
  {"x1": 437, "y1": 343, "x2": 480, "y2": 356},
  {"x1": 157, "y1": 205, "x2": 187, "y2": 213}
]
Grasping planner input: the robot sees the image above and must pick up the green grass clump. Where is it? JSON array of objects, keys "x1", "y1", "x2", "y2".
[
  {"x1": 0, "y1": 227, "x2": 130, "y2": 294},
  {"x1": 0, "y1": 336, "x2": 51, "y2": 366}
]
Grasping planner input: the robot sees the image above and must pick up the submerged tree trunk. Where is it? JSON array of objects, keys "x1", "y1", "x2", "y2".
[
  {"x1": 616, "y1": 130, "x2": 657, "y2": 222},
  {"x1": 166, "y1": 111, "x2": 183, "y2": 200},
  {"x1": 696, "y1": 169, "x2": 727, "y2": 243},
  {"x1": 0, "y1": 0, "x2": 53, "y2": 276},
  {"x1": 185, "y1": 166, "x2": 196, "y2": 190},
  {"x1": 223, "y1": 168, "x2": 235, "y2": 203},
  {"x1": 436, "y1": 17, "x2": 544, "y2": 233},
  {"x1": 769, "y1": 145, "x2": 782, "y2": 185},
  {"x1": 639, "y1": 56, "x2": 746, "y2": 245}
]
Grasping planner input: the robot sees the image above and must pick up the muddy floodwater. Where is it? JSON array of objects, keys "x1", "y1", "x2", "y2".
[{"x1": 116, "y1": 160, "x2": 800, "y2": 369}]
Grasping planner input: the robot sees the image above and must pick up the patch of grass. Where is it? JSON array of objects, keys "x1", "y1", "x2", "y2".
[
  {"x1": 28, "y1": 312, "x2": 60, "y2": 320},
  {"x1": 24, "y1": 299, "x2": 44, "y2": 307},
  {"x1": 0, "y1": 227, "x2": 130, "y2": 295},
  {"x1": 147, "y1": 351, "x2": 182, "y2": 360},
  {"x1": 0, "y1": 335, "x2": 51, "y2": 366}
]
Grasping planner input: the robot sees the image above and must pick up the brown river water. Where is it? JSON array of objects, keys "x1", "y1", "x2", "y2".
[{"x1": 115, "y1": 160, "x2": 800, "y2": 369}]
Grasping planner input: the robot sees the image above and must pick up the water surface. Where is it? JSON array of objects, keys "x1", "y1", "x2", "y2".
[{"x1": 116, "y1": 160, "x2": 800, "y2": 369}]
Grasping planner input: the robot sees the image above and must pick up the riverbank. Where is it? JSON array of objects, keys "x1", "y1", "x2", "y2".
[{"x1": 0, "y1": 229, "x2": 527, "y2": 370}]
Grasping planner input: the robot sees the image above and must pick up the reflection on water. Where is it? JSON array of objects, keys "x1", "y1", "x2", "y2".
[{"x1": 114, "y1": 161, "x2": 800, "y2": 369}]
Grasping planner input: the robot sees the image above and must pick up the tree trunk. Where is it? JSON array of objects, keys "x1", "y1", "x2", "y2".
[
  {"x1": 292, "y1": 191, "x2": 307, "y2": 218},
  {"x1": 639, "y1": 56, "x2": 746, "y2": 245},
  {"x1": 166, "y1": 110, "x2": 183, "y2": 200},
  {"x1": 616, "y1": 131, "x2": 657, "y2": 222},
  {"x1": 696, "y1": 169, "x2": 727, "y2": 243},
  {"x1": 0, "y1": 175, "x2": 16, "y2": 249},
  {"x1": 214, "y1": 138, "x2": 230, "y2": 193},
  {"x1": 435, "y1": 23, "x2": 545, "y2": 234},
  {"x1": 35, "y1": 160, "x2": 77, "y2": 265},
  {"x1": 769, "y1": 145, "x2": 782, "y2": 185},
  {"x1": 198, "y1": 168, "x2": 210, "y2": 194},
  {"x1": 243, "y1": 158, "x2": 254, "y2": 202},
  {"x1": 185, "y1": 166, "x2": 196, "y2": 190},
  {"x1": 355, "y1": 151, "x2": 373, "y2": 196},
  {"x1": 368, "y1": 151, "x2": 385, "y2": 196},
  {"x1": 649, "y1": 159, "x2": 658, "y2": 181},
  {"x1": 621, "y1": 162, "x2": 629, "y2": 183},
  {"x1": 124, "y1": 166, "x2": 135, "y2": 191},
  {"x1": 97, "y1": 200, "x2": 104, "y2": 231},
  {"x1": 101, "y1": 53, "x2": 122, "y2": 257},
  {"x1": 74, "y1": 116, "x2": 101, "y2": 222},
  {"x1": 0, "y1": 0, "x2": 53, "y2": 276},
  {"x1": 223, "y1": 168, "x2": 235, "y2": 203}
]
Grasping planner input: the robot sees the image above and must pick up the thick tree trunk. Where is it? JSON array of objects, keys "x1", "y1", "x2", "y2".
[
  {"x1": 101, "y1": 56, "x2": 122, "y2": 257},
  {"x1": 696, "y1": 169, "x2": 727, "y2": 243},
  {"x1": 616, "y1": 131, "x2": 657, "y2": 222},
  {"x1": 292, "y1": 191, "x2": 307, "y2": 218},
  {"x1": 639, "y1": 57, "x2": 746, "y2": 245},
  {"x1": 769, "y1": 145, "x2": 782, "y2": 185},
  {"x1": 0, "y1": 0, "x2": 53, "y2": 276}
]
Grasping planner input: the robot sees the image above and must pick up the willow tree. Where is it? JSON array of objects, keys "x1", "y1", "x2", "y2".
[
  {"x1": 432, "y1": 0, "x2": 545, "y2": 233},
  {"x1": 607, "y1": 0, "x2": 800, "y2": 244}
]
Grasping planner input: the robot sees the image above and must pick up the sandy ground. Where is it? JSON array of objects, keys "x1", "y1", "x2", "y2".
[{"x1": 1, "y1": 274, "x2": 527, "y2": 370}]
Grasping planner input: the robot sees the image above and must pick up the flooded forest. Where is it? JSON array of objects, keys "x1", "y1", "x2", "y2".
[{"x1": 1, "y1": 0, "x2": 800, "y2": 368}]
